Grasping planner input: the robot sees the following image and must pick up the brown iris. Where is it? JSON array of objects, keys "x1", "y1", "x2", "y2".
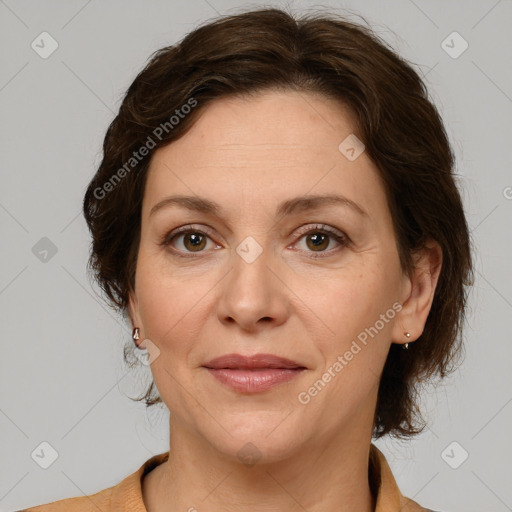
[
  {"x1": 306, "y1": 233, "x2": 329, "y2": 251},
  {"x1": 183, "y1": 233, "x2": 207, "y2": 252}
]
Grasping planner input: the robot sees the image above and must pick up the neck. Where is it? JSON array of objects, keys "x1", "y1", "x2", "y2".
[{"x1": 143, "y1": 418, "x2": 376, "y2": 512}]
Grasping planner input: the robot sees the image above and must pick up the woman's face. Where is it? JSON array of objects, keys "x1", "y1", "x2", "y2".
[{"x1": 129, "y1": 90, "x2": 415, "y2": 461}]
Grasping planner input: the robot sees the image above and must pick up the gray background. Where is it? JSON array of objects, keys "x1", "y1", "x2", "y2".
[{"x1": 1, "y1": 1, "x2": 511, "y2": 511}]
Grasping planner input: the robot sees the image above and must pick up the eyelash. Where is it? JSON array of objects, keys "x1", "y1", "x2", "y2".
[{"x1": 159, "y1": 223, "x2": 350, "y2": 259}]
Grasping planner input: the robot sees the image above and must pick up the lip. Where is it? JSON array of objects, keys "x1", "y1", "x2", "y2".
[
  {"x1": 202, "y1": 353, "x2": 306, "y2": 393},
  {"x1": 203, "y1": 353, "x2": 305, "y2": 370}
]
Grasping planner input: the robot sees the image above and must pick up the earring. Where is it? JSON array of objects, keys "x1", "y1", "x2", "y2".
[
  {"x1": 403, "y1": 332, "x2": 411, "y2": 350},
  {"x1": 132, "y1": 327, "x2": 141, "y2": 348}
]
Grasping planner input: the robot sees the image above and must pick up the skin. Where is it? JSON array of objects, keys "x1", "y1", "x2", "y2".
[{"x1": 128, "y1": 89, "x2": 442, "y2": 512}]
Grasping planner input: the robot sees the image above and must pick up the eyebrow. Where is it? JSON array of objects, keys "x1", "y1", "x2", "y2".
[{"x1": 149, "y1": 193, "x2": 368, "y2": 220}]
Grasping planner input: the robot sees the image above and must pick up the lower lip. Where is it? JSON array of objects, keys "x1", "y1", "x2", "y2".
[{"x1": 204, "y1": 368, "x2": 304, "y2": 393}]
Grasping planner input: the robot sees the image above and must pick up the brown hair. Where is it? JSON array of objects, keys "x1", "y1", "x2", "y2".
[{"x1": 83, "y1": 7, "x2": 473, "y2": 439}]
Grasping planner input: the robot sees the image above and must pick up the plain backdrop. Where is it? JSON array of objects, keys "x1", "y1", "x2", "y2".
[{"x1": 1, "y1": 1, "x2": 511, "y2": 511}]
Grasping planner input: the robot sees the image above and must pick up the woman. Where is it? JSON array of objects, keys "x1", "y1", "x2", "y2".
[{"x1": 23, "y1": 7, "x2": 472, "y2": 512}]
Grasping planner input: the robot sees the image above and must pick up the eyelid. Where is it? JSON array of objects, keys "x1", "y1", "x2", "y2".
[
  {"x1": 164, "y1": 223, "x2": 217, "y2": 240},
  {"x1": 293, "y1": 223, "x2": 348, "y2": 241}
]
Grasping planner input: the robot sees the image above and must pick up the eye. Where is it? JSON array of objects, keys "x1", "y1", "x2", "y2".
[
  {"x1": 160, "y1": 223, "x2": 350, "y2": 259},
  {"x1": 293, "y1": 224, "x2": 349, "y2": 258},
  {"x1": 160, "y1": 225, "x2": 220, "y2": 257}
]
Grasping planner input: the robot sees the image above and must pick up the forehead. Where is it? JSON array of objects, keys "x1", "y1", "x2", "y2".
[{"x1": 143, "y1": 90, "x2": 387, "y2": 222}]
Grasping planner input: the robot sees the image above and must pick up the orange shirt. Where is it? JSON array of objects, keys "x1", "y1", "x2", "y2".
[{"x1": 20, "y1": 444, "x2": 436, "y2": 511}]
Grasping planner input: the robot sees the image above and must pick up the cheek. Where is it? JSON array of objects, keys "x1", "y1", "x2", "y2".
[
  {"x1": 135, "y1": 251, "x2": 207, "y2": 350},
  {"x1": 134, "y1": 254, "x2": 210, "y2": 413},
  {"x1": 304, "y1": 260, "x2": 400, "y2": 354},
  {"x1": 300, "y1": 265, "x2": 400, "y2": 422}
]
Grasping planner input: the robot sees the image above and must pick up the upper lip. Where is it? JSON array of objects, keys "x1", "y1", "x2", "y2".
[{"x1": 203, "y1": 353, "x2": 306, "y2": 370}]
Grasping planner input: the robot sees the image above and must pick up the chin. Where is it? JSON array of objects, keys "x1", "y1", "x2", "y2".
[{"x1": 204, "y1": 412, "x2": 307, "y2": 466}]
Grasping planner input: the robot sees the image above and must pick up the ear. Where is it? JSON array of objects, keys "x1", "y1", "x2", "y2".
[
  {"x1": 128, "y1": 288, "x2": 148, "y2": 350},
  {"x1": 392, "y1": 240, "x2": 443, "y2": 345}
]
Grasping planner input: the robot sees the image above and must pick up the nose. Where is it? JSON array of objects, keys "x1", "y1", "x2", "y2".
[{"x1": 215, "y1": 244, "x2": 290, "y2": 333}]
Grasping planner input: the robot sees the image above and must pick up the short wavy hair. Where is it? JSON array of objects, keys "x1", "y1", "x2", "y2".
[{"x1": 83, "y1": 7, "x2": 473, "y2": 439}]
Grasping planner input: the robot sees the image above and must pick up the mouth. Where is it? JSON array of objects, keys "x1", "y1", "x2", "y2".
[
  {"x1": 202, "y1": 353, "x2": 307, "y2": 393},
  {"x1": 203, "y1": 353, "x2": 306, "y2": 370}
]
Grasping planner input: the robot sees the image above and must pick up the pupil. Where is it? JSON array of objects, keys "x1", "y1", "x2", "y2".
[
  {"x1": 308, "y1": 233, "x2": 328, "y2": 251},
  {"x1": 311, "y1": 234, "x2": 324, "y2": 246},
  {"x1": 185, "y1": 233, "x2": 206, "y2": 251},
  {"x1": 189, "y1": 234, "x2": 202, "y2": 246}
]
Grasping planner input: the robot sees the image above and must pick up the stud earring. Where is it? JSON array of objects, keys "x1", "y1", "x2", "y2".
[
  {"x1": 403, "y1": 332, "x2": 411, "y2": 350},
  {"x1": 132, "y1": 327, "x2": 141, "y2": 348}
]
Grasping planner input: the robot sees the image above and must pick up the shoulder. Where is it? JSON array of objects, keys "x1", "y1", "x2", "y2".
[
  {"x1": 18, "y1": 451, "x2": 169, "y2": 512},
  {"x1": 399, "y1": 495, "x2": 445, "y2": 511},
  {"x1": 370, "y1": 443, "x2": 444, "y2": 512},
  {"x1": 15, "y1": 484, "x2": 114, "y2": 511}
]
